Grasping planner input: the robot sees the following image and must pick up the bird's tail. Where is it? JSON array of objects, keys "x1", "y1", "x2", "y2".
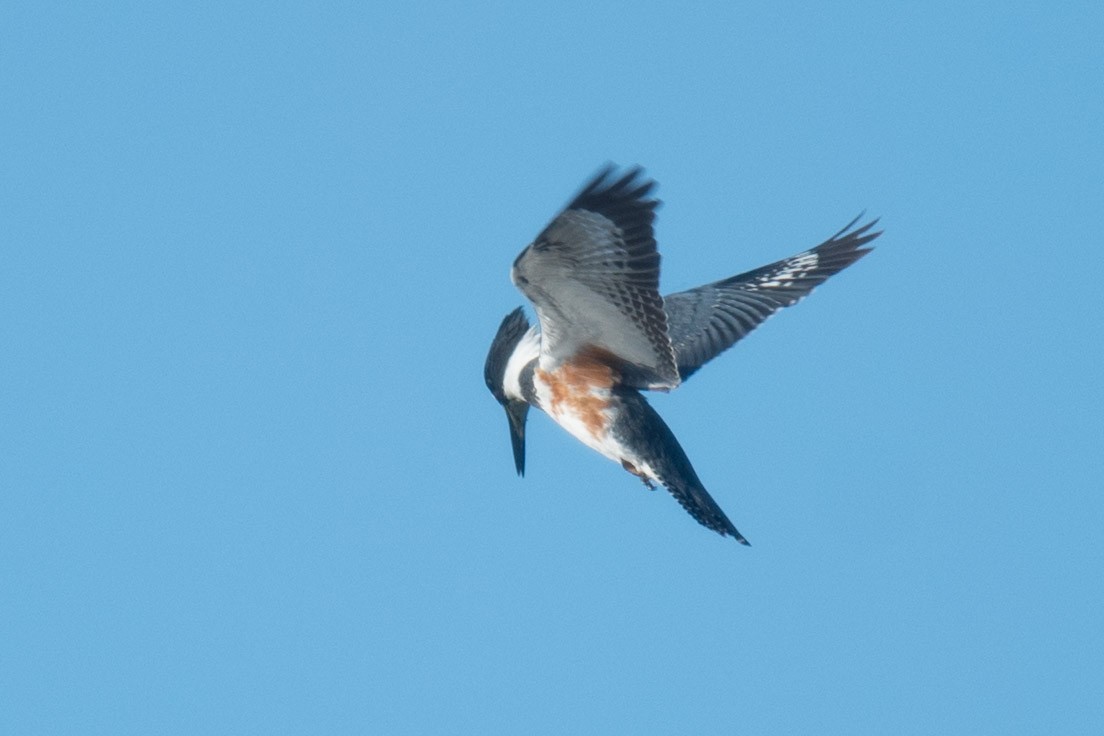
[{"x1": 612, "y1": 388, "x2": 749, "y2": 544}]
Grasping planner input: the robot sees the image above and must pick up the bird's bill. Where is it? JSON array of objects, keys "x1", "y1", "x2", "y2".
[{"x1": 504, "y1": 400, "x2": 529, "y2": 476}]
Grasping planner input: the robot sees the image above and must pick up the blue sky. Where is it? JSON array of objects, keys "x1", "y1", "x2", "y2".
[{"x1": 3, "y1": 2, "x2": 1102, "y2": 734}]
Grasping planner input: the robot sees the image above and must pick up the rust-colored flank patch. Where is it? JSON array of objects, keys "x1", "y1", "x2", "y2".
[{"x1": 537, "y1": 348, "x2": 619, "y2": 438}]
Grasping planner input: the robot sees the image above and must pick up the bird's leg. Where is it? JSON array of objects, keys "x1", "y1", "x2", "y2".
[{"x1": 621, "y1": 459, "x2": 656, "y2": 490}]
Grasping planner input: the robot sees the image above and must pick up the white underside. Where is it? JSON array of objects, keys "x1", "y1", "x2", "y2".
[
  {"x1": 503, "y1": 324, "x2": 661, "y2": 485},
  {"x1": 531, "y1": 372, "x2": 660, "y2": 484}
]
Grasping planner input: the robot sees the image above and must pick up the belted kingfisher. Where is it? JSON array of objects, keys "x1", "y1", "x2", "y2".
[{"x1": 484, "y1": 165, "x2": 879, "y2": 543}]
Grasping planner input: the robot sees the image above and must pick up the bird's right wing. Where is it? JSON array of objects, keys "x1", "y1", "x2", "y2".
[
  {"x1": 511, "y1": 166, "x2": 681, "y2": 390},
  {"x1": 664, "y1": 216, "x2": 880, "y2": 379}
]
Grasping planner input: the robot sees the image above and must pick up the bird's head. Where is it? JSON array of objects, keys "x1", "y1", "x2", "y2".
[{"x1": 484, "y1": 307, "x2": 536, "y2": 476}]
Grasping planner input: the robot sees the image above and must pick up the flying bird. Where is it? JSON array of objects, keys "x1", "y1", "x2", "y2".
[{"x1": 484, "y1": 166, "x2": 879, "y2": 543}]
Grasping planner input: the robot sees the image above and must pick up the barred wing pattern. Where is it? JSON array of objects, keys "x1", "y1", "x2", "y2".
[
  {"x1": 511, "y1": 166, "x2": 681, "y2": 390},
  {"x1": 664, "y1": 216, "x2": 880, "y2": 379}
]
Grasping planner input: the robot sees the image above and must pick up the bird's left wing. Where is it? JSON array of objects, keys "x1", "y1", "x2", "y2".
[
  {"x1": 665, "y1": 216, "x2": 880, "y2": 379},
  {"x1": 511, "y1": 166, "x2": 680, "y2": 390}
]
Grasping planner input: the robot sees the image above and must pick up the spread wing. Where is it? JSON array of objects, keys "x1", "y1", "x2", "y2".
[
  {"x1": 511, "y1": 166, "x2": 680, "y2": 390},
  {"x1": 665, "y1": 216, "x2": 880, "y2": 379}
]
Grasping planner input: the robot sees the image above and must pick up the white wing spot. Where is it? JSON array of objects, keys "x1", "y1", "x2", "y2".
[{"x1": 754, "y1": 252, "x2": 818, "y2": 288}]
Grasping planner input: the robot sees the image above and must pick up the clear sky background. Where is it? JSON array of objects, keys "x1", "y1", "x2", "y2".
[{"x1": 3, "y1": 2, "x2": 1102, "y2": 734}]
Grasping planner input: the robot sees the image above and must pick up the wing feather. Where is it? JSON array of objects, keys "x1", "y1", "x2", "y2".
[
  {"x1": 665, "y1": 216, "x2": 880, "y2": 379},
  {"x1": 512, "y1": 166, "x2": 680, "y2": 390}
]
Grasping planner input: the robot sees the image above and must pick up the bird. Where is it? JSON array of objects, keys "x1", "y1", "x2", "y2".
[{"x1": 484, "y1": 165, "x2": 880, "y2": 543}]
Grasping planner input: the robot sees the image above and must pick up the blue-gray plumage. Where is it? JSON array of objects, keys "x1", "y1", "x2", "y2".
[{"x1": 484, "y1": 165, "x2": 880, "y2": 542}]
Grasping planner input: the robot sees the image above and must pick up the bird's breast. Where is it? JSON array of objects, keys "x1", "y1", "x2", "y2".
[{"x1": 533, "y1": 356, "x2": 620, "y2": 458}]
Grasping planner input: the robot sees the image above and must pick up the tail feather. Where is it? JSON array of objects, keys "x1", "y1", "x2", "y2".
[{"x1": 613, "y1": 388, "x2": 749, "y2": 544}]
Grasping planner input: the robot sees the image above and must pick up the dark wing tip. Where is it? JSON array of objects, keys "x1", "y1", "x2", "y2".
[
  {"x1": 569, "y1": 163, "x2": 660, "y2": 217},
  {"x1": 819, "y1": 213, "x2": 883, "y2": 253},
  {"x1": 805, "y1": 215, "x2": 882, "y2": 276},
  {"x1": 749, "y1": 213, "x2": 881, "y2": 286}
]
